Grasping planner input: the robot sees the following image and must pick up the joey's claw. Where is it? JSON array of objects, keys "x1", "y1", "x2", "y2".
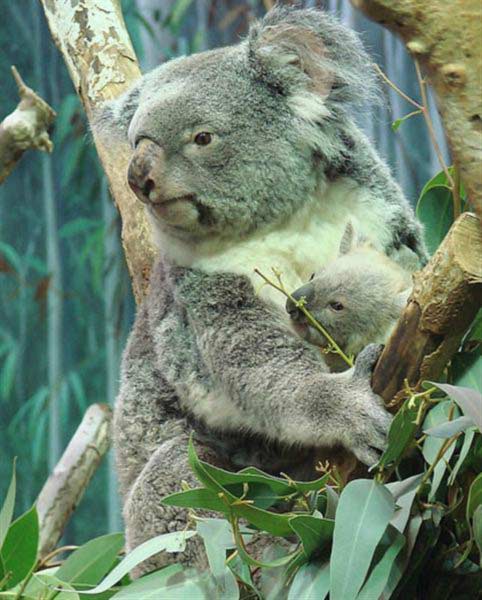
[{"x1": 353, "y1": 343, "x2": 383, "y2": 379}]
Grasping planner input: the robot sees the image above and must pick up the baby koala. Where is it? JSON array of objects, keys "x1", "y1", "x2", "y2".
[{"x1": 287, "y1": 222, "x2": 413, "y2": 364}]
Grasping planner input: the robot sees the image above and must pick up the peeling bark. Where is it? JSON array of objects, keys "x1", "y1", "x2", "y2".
[
  {"x1": 372, "y1": 212, "x2": 482, "y2": 410},
  {"x1": 36, "y1": 403, "x2": 112, "y2": 558},
  {"x1": 351, "y1": 0, "x2": 482, "y2": 217},
  {"x1": 40, "y1": 0, "x2": 155, "y2": 301},
  {"x1": 0, "y1": 67, "x2": 56, "y2": 185}
]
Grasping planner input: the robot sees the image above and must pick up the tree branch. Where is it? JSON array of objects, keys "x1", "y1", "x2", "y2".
[
  {"x1": 351, "y1": 0, "x2": 482, "y2": 217},
  {"x1": 372, "y1": 212, "x2": 482, "y2": 410},
  {"x1": 0, "y1": 67, "x2": 56, "y2": 185},
  {"x1": 40, "y1": 0, "x2": 155, "y2": 302},
  {"x1": 36, "y1": 403, "x2": 112, "y2": 558}
]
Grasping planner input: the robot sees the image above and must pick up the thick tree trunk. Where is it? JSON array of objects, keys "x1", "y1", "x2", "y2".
[
  {"x1": 40, "y1": 0, "x2": 155, "y2": 301},
  {"x1": 351, "y1": 0, "x2": 482, "y2": 217}
]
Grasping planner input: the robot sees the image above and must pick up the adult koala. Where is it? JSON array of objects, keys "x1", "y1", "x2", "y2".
[{"x1": 97, "y1": 7, "x2": 426, "y2": 572}]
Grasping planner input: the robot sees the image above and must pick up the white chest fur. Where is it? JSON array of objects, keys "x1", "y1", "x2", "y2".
[{"x1": 153, "y1": 177, "x2": 393, "y2": 310}]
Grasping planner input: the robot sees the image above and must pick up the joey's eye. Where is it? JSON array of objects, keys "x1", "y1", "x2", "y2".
[
  {"x1": 329, "y1": 301, "x2": 344, "y2": 312},
  {"x1": 309, "y1": 273, "x2": 315, "y2": 281},
  {"x1": 194, "y1": 132, "x2": 212, "y2": 146}
]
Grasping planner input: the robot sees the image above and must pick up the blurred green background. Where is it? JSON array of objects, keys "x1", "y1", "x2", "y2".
[{"x1": 0, "y1": 0, "x2": 449, "y2": 545}]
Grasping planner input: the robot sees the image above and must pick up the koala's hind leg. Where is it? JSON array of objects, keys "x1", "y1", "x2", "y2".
[{"x1": 123, "y1": 433, "x2": 224, "y2": 577}]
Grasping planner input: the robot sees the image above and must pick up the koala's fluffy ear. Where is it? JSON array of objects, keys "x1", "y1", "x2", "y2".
[
  {"x1": 248, "y1": 14, "x2": 333, "y2": 100},
  {"x1": 248, "y1": 7, "x2": 378, "y2": 109},
  {"x1": 91, "y1": 82, "x2": 141, "y2": 142}
]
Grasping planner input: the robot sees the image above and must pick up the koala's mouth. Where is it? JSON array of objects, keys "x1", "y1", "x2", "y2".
[
  {"x1": 290, "y1": 316, "x2": 329, "y2": 348},
  {"x1": 148, "y1": 195, "x2": 215, "y2": 229}
]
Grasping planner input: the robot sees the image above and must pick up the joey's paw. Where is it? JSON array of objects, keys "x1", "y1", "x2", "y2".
[{"x1": 353, "y1": 343, "x2": 383, "y2": 379}]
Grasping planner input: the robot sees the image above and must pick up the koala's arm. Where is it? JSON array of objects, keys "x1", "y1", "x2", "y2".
[{"x1": 173, "y1": 269, "x2": 391, "y2": 466}]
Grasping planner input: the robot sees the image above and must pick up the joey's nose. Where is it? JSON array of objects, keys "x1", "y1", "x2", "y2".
[
  {"x1": 286, "y1": 283, "x2": 315, "y2": 318},
  {"x1": 127, "y1": 139, "x2": 166, "y2": 203}
]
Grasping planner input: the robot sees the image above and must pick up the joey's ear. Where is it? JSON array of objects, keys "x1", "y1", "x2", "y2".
[
  {"x1": 91, "y1": 81, "x2": 141, "y2": 142},
  {"x1": 248, "y1": 12, "x2": 333, "y2": 101},
  {"x1": 395, "y1": 288, "x2": 411, "y2": 312},
  {"x1": 339, "y1": 221, "x2": 355, "y2": 255}
]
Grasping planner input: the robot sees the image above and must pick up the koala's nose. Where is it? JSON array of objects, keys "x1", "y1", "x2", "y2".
[
  {"x1": 286, "y1": 283, "x2": 315, "y2": 317},
  {"x1": 127, "y1": 139, "x2": 166, "y2": 204}
]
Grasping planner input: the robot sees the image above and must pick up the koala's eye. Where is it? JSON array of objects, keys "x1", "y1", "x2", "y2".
[
  {"x1": 329, "y1": 301, "x2": 344, "y2": 312},
  {"x1": 194, "y1": 132, "x2": 212, "y2": 146},
  {"x1": 309, "y1": 273, "x2": 315, "y2": 281}
]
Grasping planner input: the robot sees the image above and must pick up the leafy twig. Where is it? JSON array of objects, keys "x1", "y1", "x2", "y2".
[{"x1": 254, "y1": 268, "x2": 353, "y2": 367}]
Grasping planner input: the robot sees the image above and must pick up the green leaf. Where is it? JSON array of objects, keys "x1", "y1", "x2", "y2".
[
  {"x1": 287, "y1": 560, "x2": 330, "y2": 600},
  {"x1": 467, "y1": 309, "x2": 482, "y2": 342},
  {"x1": 330, "y1": 480, "x2": 395, "y2": 600},
  {"x1": 109, "y1": 566, "x2": 190, "y2": 600},
  {"x1": 377, "y1": 396, "x2": 420, "y2": 469},
  {"x1": 162, "y1": 488, "x2": 228, "y2": 513},
  {"x1": 467, "y1": 473, "x2": 482, "y2": 520},
  {"x1": 473, "y1": 505, "x2": 482, "y2": 560},
  {"x1": 197, "y1": 520, "x2": 239, "y2": 600},
  {"x1": 187, "y1": 439, "x2": 295, "y2": 536},
  {"x1": 391, "y1": 109, "x2": 422, "y2": 132},
  {"x1": 165, "y1": 0, "x2": 193, "y2": 33},
  {"x1": 448, "y1": 428, "x2": 476, "y2": 485},
  {"x1": 0, "y1": 348, "x2": 17, "y2": 399},
  {"x1": 20, "y1": 573, "x2": 80, "y2": 600},
  {"x1": 424, "y1": 415, "x2": 474, "y2": 438},
  {"x1": 0, "y1": 461, "x2": 16, "y2": 550},
  {"x1": 0, "y1": 241, "x2": 22, "y2": 273},
  {"x1": 325, "y1": 485, "x2": 338, "y2": 520},
  {"x1": 288, "y1": 515, "x2": 334, "y2": 558},
  {"x1": 416, "y1": 185, "x2": 453, "y2": 255},
  {"x1": 56, "y1": 533, "x2": 124, "y2": 586},
  {"x1": 356, "y1": 526, "x2": 405, "y2": 600},
  {"x1": 386, "y1": 473, "x2": 423, "y2": 533},
  {"x1": 1, "y1": 506, "x2": 39, "y2": 589},
  {"x1": 79, "y1": 531, "x2": 197, "y2": 595},
  {"x1": 428, "y1": 381, "x2": 482, "y2": 432},
  {"x1": 452, "y1": 352, "x2": 482, "y2": 395},
  {"x1": 422, "y1": 401, "x2": 459, "y2": 499}
]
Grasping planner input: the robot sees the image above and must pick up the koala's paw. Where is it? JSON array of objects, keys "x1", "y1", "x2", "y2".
[
  {"x1": 353, "y1": 343, "x2": 383, "y2": 379},
  {"x1": 344, "y1": 346, "x2": 392, "y2": 466}
]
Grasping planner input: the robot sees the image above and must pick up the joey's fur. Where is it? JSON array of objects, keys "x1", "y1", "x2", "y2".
[
  {"x1": 288, "y1": 223, "x2": 413, "y2": 358},
  {"x1": 96, "y1": 7, "x2": 427, "y2": 573}
]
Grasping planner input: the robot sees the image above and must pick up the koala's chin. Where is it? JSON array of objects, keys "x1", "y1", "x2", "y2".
[{"x1": 146, "y1": 200, "x2": 206, "y2": 237}]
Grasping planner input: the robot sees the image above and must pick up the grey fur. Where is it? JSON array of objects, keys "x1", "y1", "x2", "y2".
[
  {"x1": 288, "y1": 223, "x2": 412, "y2": 357},
  {"x1": 95, "y1": 6, "x2": 427, "y2": 574}
]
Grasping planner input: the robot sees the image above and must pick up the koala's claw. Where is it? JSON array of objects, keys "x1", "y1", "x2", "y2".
[{"x1": 353, "y1": 343, "x2": 384, "y2": 379}]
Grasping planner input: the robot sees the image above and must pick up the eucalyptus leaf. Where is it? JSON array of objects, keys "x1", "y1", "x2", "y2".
[
  {"x1": 422, "y1": 401, "x2": 459, "y2": 499},
  {"x1": 197, "y1": 519, "x2": 239, "y2": 600},
  {"x1": 467, "y1": 473, "x2": 482, "y2": 520},
  {"x1": 416, "y1": 185, "x2": 453, "y2": 255},
  {"x1": 424, "y1": 415, "x2": 474, "y2": 438},
  {"x1": 79, "y1": 531, "x2": 197, "y2": 595},
  {"x1": 0, "y1": 461, "x2": 16, "y2": 550},
  {"x1": 56, "y1": 533, "x2": 124, "y2": 586},
  {"x1": 1, "y1": 506, "x2": 39, "y2": 589},
  {"x1": 377, "y1": 396, "x2": 420, "y2": 469},
  {"x1": 387, "y1": 474, "x2": 423, "y2": 533},
  {"x1": 356, "y1": 526, "x2": 405, "y2": 600},
  {"x1": 187, "y1": 439, "x2": 295, "y2": 536},
  {"x1": 330, "y1": 480, "x2": 395, "y2": 600},
  {"x1": 21, "y1": 573, "x2": 80, "y2": 600},
  {"x1": 447, "y1": 428, "x2": 476, "y2": 485},
  {"x1": 287, "y1": 560, "x2": 330, "y2": 600},
  {"x1": 325, "y1": 485, "x2": 339, "y2": 520},
  {"x1": 108, "y1": 565, "x2": 189, "y2": 600},
  {"x1": 473, "y1": 505, "x2": 482, "y2": 560},
  {"x1": 288, "y1": 515, "x2": 334, "y2": 558},
  {"x1": 162, "y1": 487, "x2": 228, "y2": 513},
  {"x1": 428, "y1": 381, "x2": 482, "y2": 432}
]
